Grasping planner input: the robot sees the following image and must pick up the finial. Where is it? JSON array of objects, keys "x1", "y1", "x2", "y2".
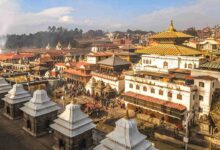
[{"x1": 168, "y1": 20, "x2": 176, "y2": 32}]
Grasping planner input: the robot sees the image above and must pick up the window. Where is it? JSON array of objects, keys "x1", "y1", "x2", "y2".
[
  {"x1": 185, "y1": 63, "x2": 187, "y2": 68},
  {"x1": 143, "y1": 86, "x2": 147, "y2": 92},
  {"x1": 177, "y1": 94, "x2": 182, "y2": 100},
  {"x1": 199, "y1": 95, "x2": 203, "y2": 101},
  {"x1": 151, "y1": 88, "x2": 155, "y2": 93},
  {"x1": 168, "y1": 91, "x2": 172, "y2": 98},
  {"x1": 163, "y1": 61, "x2": 168, "y2": 68},
  {"x1": 129, "y1": 83, "x2": 133, "y2": 88},
  {"x1": 159, "y1": 90, "x2": 163, "y2": 95},
  {"x1": 143, "y1": 59, "x2": 146, "y2": 64},
  {"x1": 188, "y1": 64, "x2": 192, "y2": 69},
  {"x1": 213, "y1": 82, "x2": 215, "y2": 88},
  {"x1": 199, "y1": 82, "x2": 204, "y2": 87},
  {"x1": 136, "y1": 85, "x2": 140, "y2": 90}
]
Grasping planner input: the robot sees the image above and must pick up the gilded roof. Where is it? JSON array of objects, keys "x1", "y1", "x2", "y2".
[
  {"x1": 135, "y1": 43, "x2": 201, "y2": 56},
  {"x1": 150, "y1": 20, "x2": 193, "y2": 39}
]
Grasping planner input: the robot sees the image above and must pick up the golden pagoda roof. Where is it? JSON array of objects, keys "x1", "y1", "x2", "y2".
[
  {"x1": 150, "y1": 20, "x2": 193, "y2": 39},
  {"x1": 135, "y1": 43, "x2": 201, "y2": 56}
]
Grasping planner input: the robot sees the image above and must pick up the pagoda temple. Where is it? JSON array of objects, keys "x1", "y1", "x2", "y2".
[
  {"x1": 0, "y1": 78, "x2": 12, "y2": 108},
  {"x1": 86, "y1": 55, "x2": 131, "y2": 94},
  {"x1": 50, "y1": 102, "x2": 95, "y2": 150},
  {"x1": 136, "y1": 20, "x2": 201, "y2": 56},
  {"x1": 134, "y1": 21, "x2": 204, "y2": 72},
  {"x1": 20, "y1": 89, "x2": 60, "y2": 136},
  {"x1": 3, "y1": 84, "x2": 31, "y2": 120},
  {"x1": 94, "y1": 111, "x2": 157, "y2": 150}
]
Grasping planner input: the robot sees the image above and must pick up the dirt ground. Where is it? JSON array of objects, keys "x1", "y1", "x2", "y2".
[{"x1": 0, "y1": 110, "x2": 54, "y2": 150}]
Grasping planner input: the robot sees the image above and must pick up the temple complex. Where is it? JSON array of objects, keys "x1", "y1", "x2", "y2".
[
  {"x1": 50, "y1": 102, "x2": 95, "y2": 150},
  {"x1": 3, "y1": 84, "x2": 31, "y2": 120},
  {"x1": 0, "y1": 77, "x2": 12, "y2": 107},
  {"x1": 94, "y1": 111, "x2": 157, "y2": 150},
  {"x1": 20, "y1": 89, "x2": 60, "y2": 136}
]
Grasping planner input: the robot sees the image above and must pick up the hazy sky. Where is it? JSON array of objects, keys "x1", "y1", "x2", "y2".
[{"x1": 0, "y1": 0, "x2": 220, "y2": 35}]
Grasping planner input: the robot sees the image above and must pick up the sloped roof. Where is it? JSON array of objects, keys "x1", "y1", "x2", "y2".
[
  {"x1": 0, "y1": 78, "x2": 12, "y2": 94},
  {"x1": 135, "y1": 43, "x2": 201, "y2": 56},
  {"x1": 98, "y1": 55, "x2": 131, "y2": 66},
  {"x1": 200, "y1": 61, "x2": 220, "y2": 69},
  {"x1": 50, "y1": 103, "x2": 95, "y2": 138},
  {"x1": 150, "y1": 21, "x2": 192, "y2": 39},
  {"x1": 20, "y1": 89, "x2": 60, "y2": 117},
  {"x1": 2, "y1": 84, "x2": 31, "y2": 104},
  {"x1": 94, "y1": 117, "x2": 157, "y2": 150}
]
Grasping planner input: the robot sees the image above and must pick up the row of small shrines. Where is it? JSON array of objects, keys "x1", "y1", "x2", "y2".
[{"x1": 0, "y1": 77, "x2": 157, "y2": 150}]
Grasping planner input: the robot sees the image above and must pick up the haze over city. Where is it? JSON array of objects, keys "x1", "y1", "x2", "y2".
[{"x1": 1, "y1": 0, "x2": 220, "y2": 35}]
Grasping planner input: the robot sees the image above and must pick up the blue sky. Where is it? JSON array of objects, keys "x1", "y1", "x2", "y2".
[{"x1": 0, "y1": 0, "x2": 220, "y2": 34}]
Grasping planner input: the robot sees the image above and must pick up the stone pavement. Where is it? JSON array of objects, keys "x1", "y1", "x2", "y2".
[{"x1": 0, "y1": 110, "x2": 54, "y2": 150}]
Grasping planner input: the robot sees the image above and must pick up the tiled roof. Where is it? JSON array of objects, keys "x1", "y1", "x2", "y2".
[
  {"x1": 64, "y1": 69, "x2": 91, "y2": 77},
  {"x1": 98, "y1": 55, "x2": 131, "y2": 66},
  {"x1": 124, "y1": 92, "x2": 186, "y2": 111},
  {"x1": 193, "y1": 75, "x2": 217, "y2": 81},
  {"x1": 150, "y1": 31, "x2": 192, "y2": 39},
  {"x1": 0, "y1": 53, "x2": 34, "y2": 61},
  {"x1": 200, "y1": 61, "x2": 220, "y2": 69},
  {"x1": 135, "y1": 44, "x2": 201, "y2": 56}
]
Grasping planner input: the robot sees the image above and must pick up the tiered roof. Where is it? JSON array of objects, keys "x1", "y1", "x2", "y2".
[
  {"x1": 20, "y1": 89, "x2": 60, "y2": 117},
  {"x1": 50, "y1": 103, "x2": 95, "y2": 137},
  {"x1": 0, "y1": 78, "x2": 12, "y2": 94},
  {"x1": 136, "y1": 21, "x2": 201, "y2": 56},
  {"x1": 94, "y1": 117, "x2": 157, "y2": 150},
  {"x1": 2, "y1": 84, "x2": 31, "y2": 104},
  {"x1": 136, "y1": 43, "x2": 201, "y2": 56},
  {"x1": 150, "y1": 21, "x2": 192, "y2": 39}
]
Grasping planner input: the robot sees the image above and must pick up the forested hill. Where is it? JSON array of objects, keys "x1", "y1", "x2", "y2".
[{"x1": 5, "y1": 26, "x2": 104, "y2": 49}]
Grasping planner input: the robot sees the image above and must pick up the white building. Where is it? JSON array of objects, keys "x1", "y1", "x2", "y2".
[
  {"x1": 135, "y1": 55, "x2": 205, "y2": 73},
  {"x1": 124, "y1": 71, "x2": 218, "y2": 119},
  {"x1": 199, "y1": 37, "x2": 220, "y2": 53},
  {"x1": 94, "y1": 114, "x2": 157, "y2": 150}
]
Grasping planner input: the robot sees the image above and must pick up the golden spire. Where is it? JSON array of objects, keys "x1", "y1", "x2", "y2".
[{"x1": 167, "y1": 20, "x2": 176, "y2": 32}]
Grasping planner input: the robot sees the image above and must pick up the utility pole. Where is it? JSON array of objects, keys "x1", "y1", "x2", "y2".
[{"x1": 183, "y1": 110, "x2": 195, "y2": 150}]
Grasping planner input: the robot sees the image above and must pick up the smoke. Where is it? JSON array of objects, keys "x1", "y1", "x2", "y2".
[{"x1": 0, "y1": 0, "x2": 18, "y2": 48}]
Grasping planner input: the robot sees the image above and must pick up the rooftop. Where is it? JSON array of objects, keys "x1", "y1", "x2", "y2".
[
  {"x1": 124, "y1": 92, "x2": 186, "y2": 111},
  {"x1": 150, "y1": 20, "x2": 193, "y2": 40},
  {"x1": 50, "y1": 103, "x2": 95, "y2": 138},
  {"x1": 98, "y1": 55, "x2": 131, "y2": 66},
  {"x1": 135, "y1": 43, "x2": 201, "y2": 56},
  {"x1": 20, "y1": 89, "x2": 60, "y2": 117},
  {"x1": 94, "y1": 116, "x2": 157, "y2": 150}
]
